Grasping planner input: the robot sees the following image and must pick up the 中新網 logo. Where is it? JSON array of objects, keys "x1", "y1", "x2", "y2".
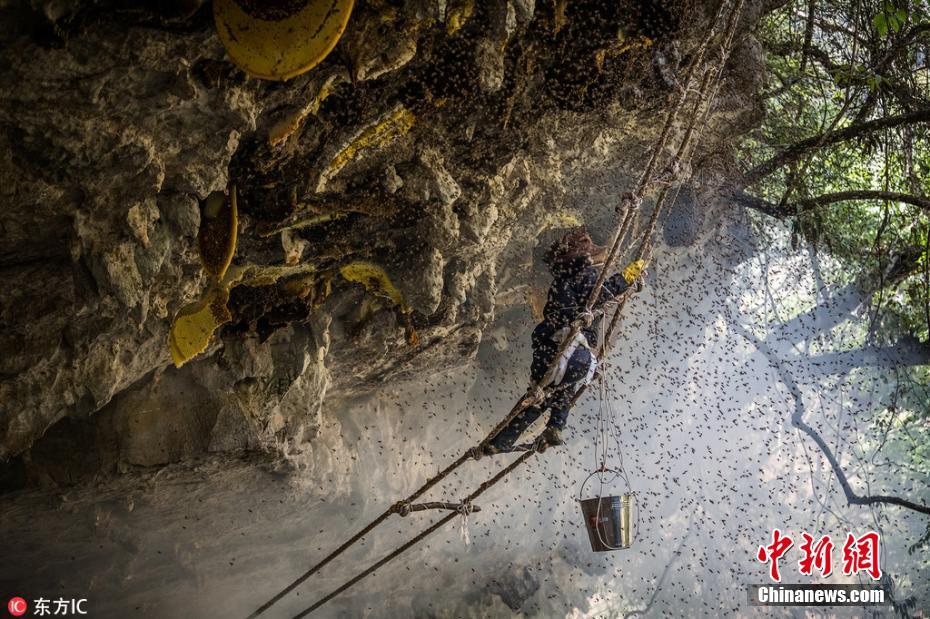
[{"x1": 756, "y1": 529, "x2": 882, "y2": 582}]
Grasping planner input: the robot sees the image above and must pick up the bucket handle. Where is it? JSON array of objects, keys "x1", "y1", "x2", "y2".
[{"x1": 577, "y1": 467, "x2": 631, "y2": 501}]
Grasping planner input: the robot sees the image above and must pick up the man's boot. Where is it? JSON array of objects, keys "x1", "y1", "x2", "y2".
[
  {"x1": 536, "y1": 426, "x2": 564, "y2": 453},
  {"x1": 474, "y1": 433, "x2": 514, "y2": 459},
  {"x1": 473, "y1": 442, "x2": 501, "y2": 460}
]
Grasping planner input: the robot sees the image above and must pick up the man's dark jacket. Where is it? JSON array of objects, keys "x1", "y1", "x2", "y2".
[{"x1": 530, "y1": 256, "x2": 630, "y2": 383}]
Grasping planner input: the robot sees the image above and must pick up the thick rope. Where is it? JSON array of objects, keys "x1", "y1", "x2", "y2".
[
  {"x1": 603, "y1": 0, "x2": 746, "y2": 351},
  {"x1": 539, "y1": 0, "x2": 732, "y2": 397},
  {"x1": 582, "y1": 0, "x2": 732, "y2": 308},
  {"x1": 396, "y1": 501, "x2": 481, "y2": 516},
  {"x1": 292, "y1": 451, "x2": 536, "y2": 619},
  {"x1": 249, "y1": 3, "x2": 742, "y2": 617}
]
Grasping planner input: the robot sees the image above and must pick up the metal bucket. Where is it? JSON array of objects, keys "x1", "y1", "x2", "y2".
[{"x1": 577, "y1": 469, "x2": 636, "y2": 552}]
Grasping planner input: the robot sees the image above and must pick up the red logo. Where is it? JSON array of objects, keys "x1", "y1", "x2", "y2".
[
  {"x1": 842, "y1": 531, "x2": 882, "y2": 580},
  {"x1": 757, "y1": 528, "x2": 793, "y2": 582},
  {"x1": 798, "y1": 533, "x2": 834, "y2": 577},
  {"x1": 756, "y1": 529, "x2": 883, "y2": 581},
  {"x1": 7, "y1": 597, "x2": 28, "y2": 617}
]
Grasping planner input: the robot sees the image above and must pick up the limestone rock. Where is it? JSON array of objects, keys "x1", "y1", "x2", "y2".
[{"x1": 0, "y1": 0, "x2": 768, "y2": 484}]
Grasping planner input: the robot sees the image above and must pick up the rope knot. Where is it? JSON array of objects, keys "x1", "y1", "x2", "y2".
[
  {"x1": 660, "y1": 159, "x2": 692, "y2": 183},
  {"x1": 458, "y1": 499, "x2": 473, "y2": 517},
  {"x1": 458, "y1": 499, "x2": 473, "y2": 546},
  {"x1": 574, "y1": 310, "x2": 595, "y2": 328},
  {"x1": 616, "y1": 192, "x2": 643, "y2": 213},
  {"x1": 527, "y1": 385, "x2": 546, "y2": 406},
  {"x1": 394, "y1": 500, "x2": 412, "y2": 517}
]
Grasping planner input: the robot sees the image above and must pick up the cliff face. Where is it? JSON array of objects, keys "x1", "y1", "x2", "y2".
[
  {"x1": 5, "y1": 194, "x2": 928, "y2": 619},
  {"x1": 0, "y1": 0, "x2": 767, "y2": 483}
]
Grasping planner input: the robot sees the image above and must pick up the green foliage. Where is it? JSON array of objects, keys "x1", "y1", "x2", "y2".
[
  {"x1": 741, "y1": 0, "x2": 930, "y2": 345},
  {"x1": 743, "y1": 5, "x2": 930, "y2": 524},
  {"x1": 872, "y1": 3, "x2": 909, "y2": 38}
]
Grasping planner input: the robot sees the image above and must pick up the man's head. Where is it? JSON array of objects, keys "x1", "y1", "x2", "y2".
[{"x1": 544, "y1": 227, "x2": 608, "y2": 268}]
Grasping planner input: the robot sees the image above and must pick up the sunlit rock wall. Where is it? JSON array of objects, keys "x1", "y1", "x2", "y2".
[
  {"x1": 2, "y1": 191, "x2": 926, "y2": 617},
  {"x1": 0, "y1": 0, "x2": 767, "y2": 480}
]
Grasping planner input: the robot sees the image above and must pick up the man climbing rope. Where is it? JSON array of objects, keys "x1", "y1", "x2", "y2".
[{"x1": 481, "y1": 227, "x2": 646, "y2": 456}]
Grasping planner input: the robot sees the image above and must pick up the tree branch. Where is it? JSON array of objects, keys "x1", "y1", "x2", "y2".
[
  {"x1": 735, "y1": 324, "x2": 930, "y2": 517},
  {"x1": 791, "y1": 416, "x2": 930, "y2": 515},
  {"x1": 766, "y1": 40, "x2": 929, "y2": 120},
  {"x1": 788, "y1": 339, "x2": 930, "y2": 375},
  {"x1": 741, "y1": 108, "x2": 930, "y2": 186},
  {"x1": 798, "y1": 0, "x2": 816, "y2": 75},
  {"x1": 735, "y1": 189, "x2": 930, "y2": 217},
  {"x1": 796, "y1": 189, "x2": 929, "y2": 213},
  {"x1": 851, "y1": 23, "x2": 930, "y2": 124}
]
